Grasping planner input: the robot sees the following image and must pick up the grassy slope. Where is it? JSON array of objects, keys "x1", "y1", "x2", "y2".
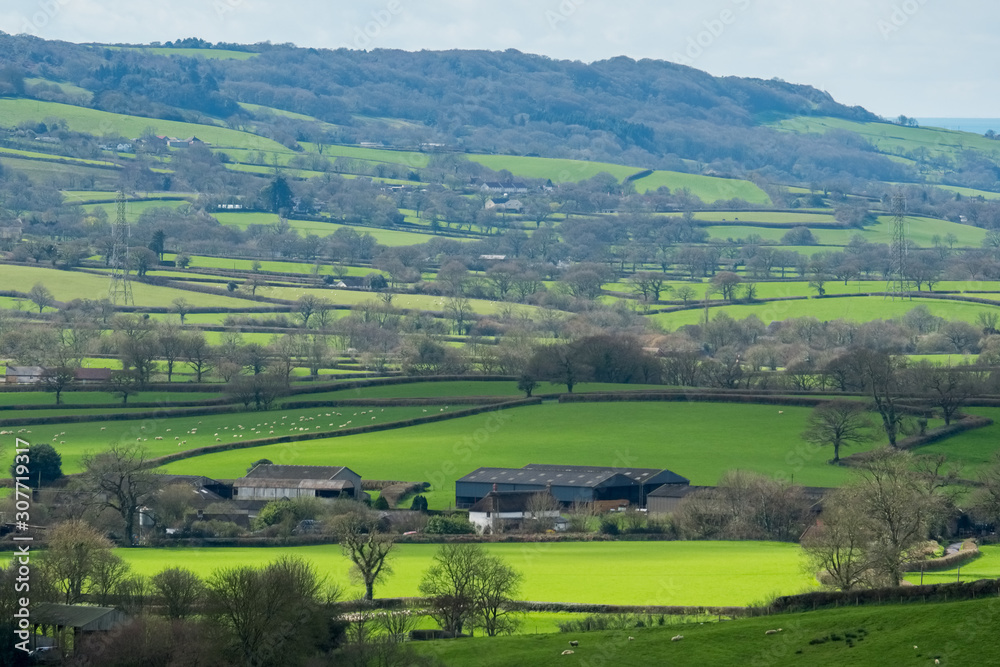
[
  {"x1": 649, "y1": 296, "x2": 1000, "y2": 328},
  {"x1": 117, "y1": 541, "x2": 816, "y2": 606},
  {"x1": 0, "y1": 98, "x2": 288, "y2": 151},
  {"x1": 416, "y1": 597, "x2": 1000, "y2": 666},
  {"x1": 774, "y1": 116, "x2": 1000, "y2": 161},
  {"x1": 162, "y1": 402, "x2": 869, "y2": 507},
  {"x1": 211, "y1": 211, "x2": 451, "y2": 246},
  {"x1": 0, "y1": 264, "x2": 256, "y2": 307},
  {"x1": 2, "y1": 405, "x2": 440, "y2": 474}
]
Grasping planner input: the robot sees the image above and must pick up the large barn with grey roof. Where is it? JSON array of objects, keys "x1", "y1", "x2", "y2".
[{"x1": 455, "y1": 464, "x2": 689, "y2": 508}]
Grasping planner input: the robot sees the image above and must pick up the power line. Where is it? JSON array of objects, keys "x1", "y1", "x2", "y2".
[{"x1": 885, "y1": 191, "x2": 909, "y2": 300}]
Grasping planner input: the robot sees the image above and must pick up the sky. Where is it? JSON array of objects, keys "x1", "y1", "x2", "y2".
[{"x1": 1, "y1": 0, "x2": 996, "y2": 118}]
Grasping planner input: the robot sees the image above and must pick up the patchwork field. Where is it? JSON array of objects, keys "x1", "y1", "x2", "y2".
[
  {"x1": 418, "y1": 597, "x2": 1000, "y2": 666},
  {"x1": 118, "y1": 541, "x2": 817, "y2": 607},
  {"x1": 161, "y1": 402, "x2": 880, "y2": 507}
]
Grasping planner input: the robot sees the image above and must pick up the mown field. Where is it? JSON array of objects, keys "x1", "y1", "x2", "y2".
[
  {"x1": 161, "y1": 402, "x2": 880, "y2": 507},
  {"x1": 0, "y1": 98, "x2": 288, "y2": 151},
  {"x1": 650, "y1": 295, "x2": 1000, "y2": 328},
  {"x1": 0, "y1": 264, "x2": 257, "y2": 308},
  {"x1": 417, "y1": 597, "x2": 1000, "y2": 666},
  {"x1": 3, "y1": 404, "x2": 443, "y2": 474},
  {"x1": 118, "y1": 541, "x2": 817, "y2": 607}
]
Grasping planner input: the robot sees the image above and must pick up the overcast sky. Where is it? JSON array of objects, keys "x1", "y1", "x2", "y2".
[{"x1": 1, "y1": 0, "x2": 995, "y2": 118}]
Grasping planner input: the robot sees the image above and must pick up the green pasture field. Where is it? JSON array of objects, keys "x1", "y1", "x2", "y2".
[
  {"x1": 101, "y1": 46, "x2": 257, "y2": 60},
  {"x1": 0, "y1": 146, "x2": 122, "y2": 167},
  {"x1": 162, "y1": 253, "x2": 385, "y2": 278},
  {"x1": 86, "y1": 199, "x2": 189, "y2": 222},
  {"x1": 904, "y1": 545, "x2": 1000, "y2": 586},
  {"x1": 322, "y1": 380, "x2": 667, "y2": 400},
  {"x1": 211, "y1": 211, "x2": 449, "y2": 246},
  {"x1": 631, "y1": 171, "x2": 771, "y2": 205},
  {"x1": 200, "y1": 331, "x2": 276, "y2": 346},
  {"x1": 24, "y1": 77, "x2": 93, "y2": 100},
  {"x1": 0, "y1": 390, "x2": 224, "y2": 407},
  {"x1": 469, "y1": 155, "x2": 638, "y2": 182},
  {"x1": 162, "y1": 402, "x2": 881, "y2": 507},
  {"x1": 684, "y1": 280, "x2": 1000, "y2": 300},
  {"x1": 774, "y1": 115, "x2": 1000, "y2": 160},
  {"x1": 0, "y1": 99, "x2": 288, "y2": 152},
  {"x1": 0, "y1": 155, "x2": 121, "y2": 186},
  {"x1": 298, "y1": 142, "x2": 430, "y2": 168},
  {"x1": 0, "y1": 264, "x2": 257, "y2": 308},
  {"x1": 2, "y1": 405, "x2": 441, "y2": 474},
  {"x1": 689, "y1": 211, "x2": 837, "y2": 224},
  {"x1": 915, "y1": 408, "x2": 1000, "y2": 476},
  {"x1": 231, "y1": 283, "x2": 544, "y2": 317},
  {"x1": 932, "y1": 184, "x2": 1000, "y2": 200},
  {"x1": 117, "y1": 541, "x2": 816, "y2": 607},
  {"x1": 907, "y1": 353, "x2": 979, "y2": 365},
  {"x1": 238, "y1": 103, "x2": 325, "y2": 123},
  {"x1": 649, "y1": 296, "x2": 1000, "y2": 328},
  {"x1": 705, "y1": 215, "x2": 984, "y2": 248},
  {"x1": 418, "y1": 597, "x2": 1000, "y2": 666}
]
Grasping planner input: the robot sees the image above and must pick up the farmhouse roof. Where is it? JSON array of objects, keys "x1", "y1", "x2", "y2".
[
  {"x1": 242, "y1": 464, "x2": 357, "y2": 481},
  {"x1": 32, "y1": 604, "x2": 129, "y2": 632},
  {"x1": 458, "y1": 464, "x2": 688, "y2": 489},
  {"x1": 469, "y1": 490, "x2": 557, "y2": 514},
  {"x1": 523, "y1": 464, "x2": 689, "y2": 486},
  {"x1": 74, "y1": 368, "x2": 112, "y2": 381},
  {"x1": 5, "y1": 366, "x2": 45, "y2": 377},
  {"x1": 647, "y1": 484, "x2": 707, "y2": 499}
]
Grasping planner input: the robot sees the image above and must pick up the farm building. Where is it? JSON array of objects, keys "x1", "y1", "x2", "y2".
[
  {"x1": 5, "y1": 365, "x2": 44, "y2": 384},
  {"x1": 467, "y1": 487, "x2": 564, "y2": 534},
  {"x1": 455, "y1": 464, "x2": 689, "y2": 508},
  {"x1": 27, "y1": 603, "x2": 130, "y2": 655},
  {"x1": 646, "y1": 484, "x2": 706, "y2": 514},
  {"x1": 73, "y1": 368, "x2": 112, "y2": 384},
  {"x1": 232, "y1": 464, "x2": 362, "y2": 500}
]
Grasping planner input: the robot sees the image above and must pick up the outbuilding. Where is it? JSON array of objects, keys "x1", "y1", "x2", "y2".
[{"x1": 233, "y1": 464, "x2": 361, "y2": 500}]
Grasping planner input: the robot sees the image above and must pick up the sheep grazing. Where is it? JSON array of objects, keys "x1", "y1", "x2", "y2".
[
  {"x1": 568, "y1": 641, "x2": 578, "y2": 647},
  {"x1": 154, "y1": 437, "x2": 163, "y2": 441},
  {"x1": 671, "y1": 635, "x2": 684, "y2": 642},
  {"x1": 765, "y1": 629, "x2": 780, "y2": 635},
  {"x1": 561, "y1": 650, "x2": 574, "y2": 656},
  {"x1": 628, "y1": 637, "x2": 634, "y2": 641},
  {"x1": 100, "y1": 427, "x2": 106, "y2": 430}
]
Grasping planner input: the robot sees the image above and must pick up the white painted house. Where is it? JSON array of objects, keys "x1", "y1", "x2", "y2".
[{"x1": 467, "y1": 488, "x2": 564, "y2": 534}]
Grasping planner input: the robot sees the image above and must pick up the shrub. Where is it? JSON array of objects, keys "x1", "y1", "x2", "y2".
[
  {"x1": 598, "y1": 517, "x2": 620, "y2": 535},
  {"x1": 424, "y1": 515, "x2": 475, "y2": 535},
  {"x1": 410, "y1": 495, "x2": 429, "y2": 512},
  {"x1": 251, "y1": 498, "x2": 319, "y2": 531},
  {"x1": 373, "y1": 496, "x2": 390, "y2": 510}
]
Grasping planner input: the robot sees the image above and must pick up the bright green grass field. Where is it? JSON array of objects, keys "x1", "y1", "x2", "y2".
[
  {"x1": 162, "y1": 403, "x2": 869, "y2": 507},
  {"x1": 117, "y1": 541, "x2": 816, "y2": 607},
  {"x1": 162, "y1": 253, "x2": 385, "y2": 278},
  {"x1": 211, "y1": 211, "x2": 450, "y2": 246},
  {"x1": 774, "y1": 115, "x2": 1000, "y2": 160},
  {"x1": 322, "y1": 381, "x2": 667, "y2": 400},
  {"x1": 631, "y1": 171, "x2": 771, "y2": 205},
  {"x1": 904, "y1": 545, "x2": 1000, "y2": 586},
  {"x1": 0, "y1": 264, "x2": 257, "y2": 308},
  {"x1": 418, "y1": 597, "x2": 1000, "y2": 666},
  {"x1": 2, "y1": 405, "x2": 440, "y2": 474},
  {"x1": 649, "y1": 296, "x2": 1000, "y2": 328},
  {"x1": 0, "y1": 98, "x2": 287, "y2": 152},
  {"x1": 691, "y1": 211, "x2": 837, "y2": 224},
  {"x1": 915, "y1": 408, "x2": 1000, "y2": 476},
  {"x1": 0, "y1": 390, "x2": 223, "y2": 407}
]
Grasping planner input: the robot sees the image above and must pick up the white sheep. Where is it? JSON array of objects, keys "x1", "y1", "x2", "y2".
[
  {"x1": 671, "y1": 635, "x2": 683, "y2": 642},
  {"x1": 561, "y1": 650, "x2": 574, "y2": 656}
]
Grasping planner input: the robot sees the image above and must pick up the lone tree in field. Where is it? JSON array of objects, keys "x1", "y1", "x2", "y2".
[
  {"x1": 28, "y1": 282, "x2": 54, "y2": 313},
  {"x1": 517, "y1": 373, "x2": 538, "y2": 398},
  {"x1": 335, "y1": 513, "x2": 395, "y2": 601},
  {"x1": 80, "y1": 443, "x2": 162, "y2": 546},
  {"x1": 710, "y1": 271, "x2": 743, "y2": 301},
  {"x1": 802, "y1": 401, "x2": 877, "y2": 463},
  {"x1": 419, "y1": 543, "x2": 522, "y2": 637}
]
